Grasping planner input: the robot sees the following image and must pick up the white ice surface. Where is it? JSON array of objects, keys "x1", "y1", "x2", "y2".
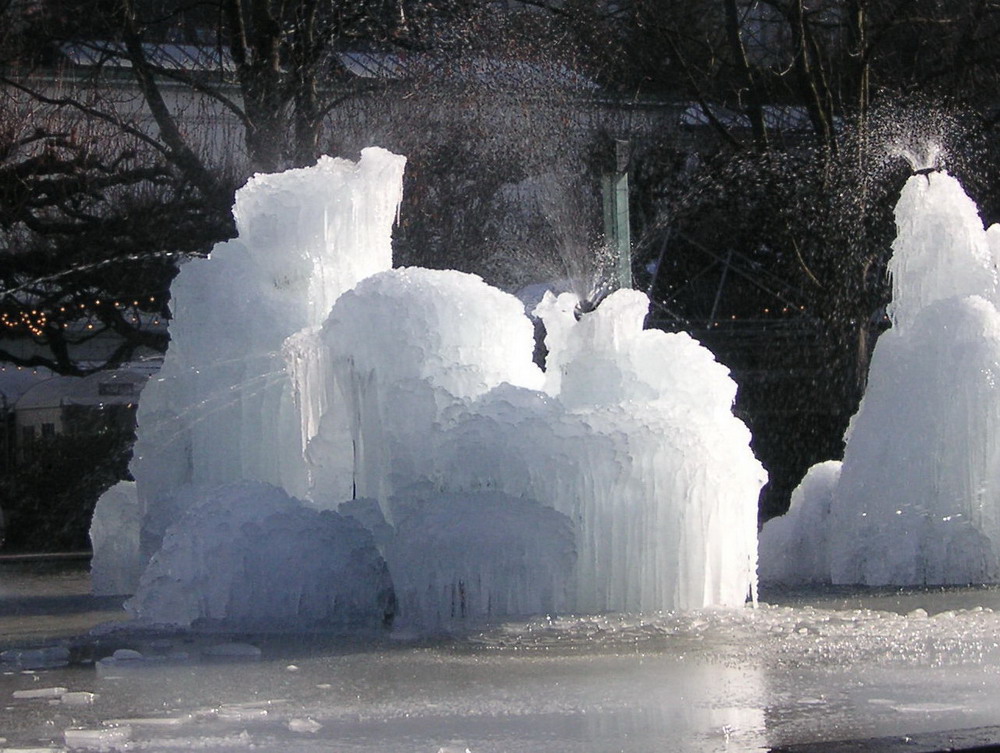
[
  {"x1": 310, "y1": 272, "x2": 764, "y2": 618},
  {"x1": 758, "y1": 461, "x2": 840, "y2": 585}
]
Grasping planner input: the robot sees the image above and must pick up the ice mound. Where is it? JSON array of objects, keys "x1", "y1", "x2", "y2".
[
  {"x1": 311, "y1": 270, "x2": 764, "y2": 615},
  {"x1": 126, "y1": 482, "x2": 394, "y2": 631},
  {"x1": 324, "y1": 267, "x2": 544, "y2": 399},
  {"x1": 302, "y1": 266, "x2": 546, "y2": 505},
  {"x1": 885, "y1": 171, "x2": 997, "y2": 329},
  {"x1": 107, "y1": 148, "x2": 766, "y2": 627},
  {"x1": 758, "y1": 461, "x2": 840, "y2": 585},
  {"x1": 761, "y1": 170, "x2": 1000, "y2": 586}
]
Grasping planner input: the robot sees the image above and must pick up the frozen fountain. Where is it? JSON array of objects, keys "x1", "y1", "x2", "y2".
[
  {"x1": 90, "y1": 147, "x2": 765, "y2": 631},
  {"x1": 18, "y1": 147, "x2": 1000, "y2": 753},
  {"x1": 760, "y1": 161, "x2": 1000, "y2": 586}
]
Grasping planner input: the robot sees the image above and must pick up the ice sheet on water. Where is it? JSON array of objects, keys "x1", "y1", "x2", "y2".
[
  {"x1": 761, "y1": 170, "x2": 1000, "y2": 586},
  {"x1": 126, "y1": 482, "x2": 393, "y2": 631}
]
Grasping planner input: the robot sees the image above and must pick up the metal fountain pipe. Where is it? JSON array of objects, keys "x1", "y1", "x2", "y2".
[{"x1": 602, "y1": 138, "x2": 633, "y2": 292}]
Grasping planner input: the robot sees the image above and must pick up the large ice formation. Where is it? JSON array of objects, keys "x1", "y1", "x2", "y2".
[
  {"x1": 760, "y1": 170, "x2": 1000, "y2": 586},
  {"x1": 97, "y1": 147, "x2": 766, "y2": 628}
]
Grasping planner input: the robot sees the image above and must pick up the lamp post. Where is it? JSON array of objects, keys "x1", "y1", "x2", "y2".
[{"x1": 602, "y1": 139, "x2": 632, "y2": 290}]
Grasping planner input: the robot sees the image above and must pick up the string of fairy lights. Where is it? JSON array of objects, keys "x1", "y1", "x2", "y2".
[{"x1": 1, "y1": 296, "x2": 164, "y2": 338}]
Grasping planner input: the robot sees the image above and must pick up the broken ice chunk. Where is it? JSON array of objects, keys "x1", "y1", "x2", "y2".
[
  {"x1": 63, "y1": 725, "x2": 131, "y2": 751},
  {"x1": 13, "y1": 686, "x2": 68, "y2": 699},
  {"x1": 288, "y1": 717, "x2": 322, "y2": 733},
  {"x1": 61, "y1": 691, "x2": 97, "y2": 705}
]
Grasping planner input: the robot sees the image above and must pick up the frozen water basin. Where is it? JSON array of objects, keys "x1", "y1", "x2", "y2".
[{"x1": 4, "y1": 566, "x2": 1000, "y2": 752}]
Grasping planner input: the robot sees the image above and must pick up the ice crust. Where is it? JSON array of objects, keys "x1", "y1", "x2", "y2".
[
  {"x1": 104, "y1": 148, "x2": 765, "y2": 629},
  {"x1": 761, "y1": 171, "x2": 1000, "y2": 586},
  {"x1": 12, "y1": 596, "x2": 1000, "y2": 752}
]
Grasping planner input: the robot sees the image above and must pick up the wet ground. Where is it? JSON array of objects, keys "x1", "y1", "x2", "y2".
[{"x1": 4, "y1": 561, "x2": 1000, "y2": 752}]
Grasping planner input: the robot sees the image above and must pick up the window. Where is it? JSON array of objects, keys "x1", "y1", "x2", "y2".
[{"x1": 98, "y1": 382, "x2": 135, "y2": 396}]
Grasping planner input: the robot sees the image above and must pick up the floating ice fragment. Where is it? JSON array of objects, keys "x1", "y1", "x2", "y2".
[
  {"x1": 13, "y1": 687, "x2": 68, "y2": 700},
  {"x1": 104, "y1": 716, "x2": 192, "y2": 727},
  {"x1": 95, "y1": 649, "x2": 147, "y2": 676},
  {"x1": 287, "y1": 718, "x2": 322, "y2": 733},
  {"x1": 61, "y1": 692, "x2": 96, "y2": 706},
  {"x1": 215, "y1": 705, "x2": 268, "y2": 721},
  {"x1": 63, "y1": 725, "x2": 131, "y2": 751}
]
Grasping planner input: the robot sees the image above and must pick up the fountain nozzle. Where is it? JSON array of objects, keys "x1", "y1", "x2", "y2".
[{"x1": 574, "y1": 298, "x2": 597, "y2": 321}]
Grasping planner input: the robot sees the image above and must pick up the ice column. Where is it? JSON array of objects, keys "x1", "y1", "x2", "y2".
[
  {"x1": 831, "y1": 171, "x2": 1000, "y2": 585},
  {"x1": 761, "y1": 171, "x2": 1000, "y2": 586},
  {"x1": 97, "y1": 149, "x2": 405, "y2": 593}
]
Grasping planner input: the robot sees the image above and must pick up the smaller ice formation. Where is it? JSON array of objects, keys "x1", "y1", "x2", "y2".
[
  {"x1": 760, "y1": 169, "x2": 1000, "y2": 586},
  {"x1": 97, "y1": 147, "x2": 766, "y2": 630},
  {"x1": 757, "y1": 461, "x2": 840, "y2": 585},
  {"x1": 90, "y1": 481, "x2": 140, "y2": 596}
]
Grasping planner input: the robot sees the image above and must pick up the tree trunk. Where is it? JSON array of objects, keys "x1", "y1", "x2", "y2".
[{"x1": 722, "y1": 0, "x2": 769, "y2": 149}]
